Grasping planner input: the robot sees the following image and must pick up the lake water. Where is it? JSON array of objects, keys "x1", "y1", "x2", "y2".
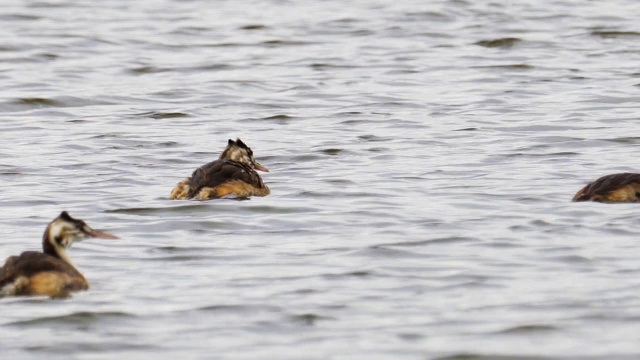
[{"x1": 1, "y1": 0, "x2": 639, "y2": 359}]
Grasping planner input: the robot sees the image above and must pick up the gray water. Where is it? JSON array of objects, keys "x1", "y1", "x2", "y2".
[{"x1": 1, "y1": 0, "x2": 640, "y2": 359}]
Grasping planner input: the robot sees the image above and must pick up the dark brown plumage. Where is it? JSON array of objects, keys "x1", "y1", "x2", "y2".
[
  {"x1": 572, "y1": 173, "x2": 640, "y2": 203},
  {"x1": 170, "y1": 138, "x2": 270, "y2": 200},
  {"x1": 188, "y1": 160, "x2": 267, "y2": 197},
  {"x1": 0, "y1": 211, "x2": 117, "y2": 298},
  {"x1": 0, "y1": 252, "x2": 88, "y2": 297}
]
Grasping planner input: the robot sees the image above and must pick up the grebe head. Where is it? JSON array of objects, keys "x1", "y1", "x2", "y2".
[
  {"x1": 42, "y1": 211, "x2": 117, "y2": 267},
  {"x1": 219, "y1": 138, "x2": 269, "y2": 172}
]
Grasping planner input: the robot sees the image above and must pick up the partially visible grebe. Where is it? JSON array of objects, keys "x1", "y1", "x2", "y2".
[
  {"x1": 0, "y1": 211, "x2": 117, "y2": 298},
  {"x1": 170, "y1": 138, "x2": 270, "y2": 200},
  {"x1": 572, "y1": 173, "x2": 640, "y2": 203}
]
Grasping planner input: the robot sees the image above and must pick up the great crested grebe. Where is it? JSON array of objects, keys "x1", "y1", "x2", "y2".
[
  {"x1": 170, "y1": 138, "x2": 270, "y2": 200},
  {"x1": 573, "y1": 173, "x2": 640, "y2": 203},
  {"x1": 0, "y1": 211, "x2": 117, "y2": 298}
]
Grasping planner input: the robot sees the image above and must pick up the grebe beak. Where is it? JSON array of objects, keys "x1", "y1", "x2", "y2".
[
  {"x1": 82, "y1": 225, "x2": 118, "y2": 240},
  {"x1": 253, "y1": 162, "x2": 269, "y2": 172}
]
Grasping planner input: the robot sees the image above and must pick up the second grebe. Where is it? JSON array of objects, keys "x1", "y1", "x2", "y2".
[
  {"x1": 170, "y1": 138, "x2": 270, "y2": 200},
  {"x1": 0, "y1": 211, "x2": 117, "y2": 298},
  {"x1": 573, "y1": 173, "x2": 640, "y2": 203}
]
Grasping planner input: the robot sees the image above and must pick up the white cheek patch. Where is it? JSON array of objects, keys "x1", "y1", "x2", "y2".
[
  {"x1": 49, "y1": 222, "x2": 67, "y2": 240},
  {"x1": 49, "y1": 220, "x2": 80, "y2": 248},
  {"x1": 62, "y1": 237, "x2": 73, "y2": 248}
]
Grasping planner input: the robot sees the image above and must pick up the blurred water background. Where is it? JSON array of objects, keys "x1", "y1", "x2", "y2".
[{"x1": 1, "y1": 0, "x2": 639, "y2": 359}]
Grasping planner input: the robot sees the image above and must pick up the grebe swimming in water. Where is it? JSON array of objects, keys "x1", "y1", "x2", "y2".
[
  {"x1": 0, "y1": 211, "x2": 117, "y2": 298},
  {"x1": 573, "y1": 173, "x2": 640, "y2": 203},
  {"x1": 170, "y1": 138, "x2": 270, "y2": 200}
]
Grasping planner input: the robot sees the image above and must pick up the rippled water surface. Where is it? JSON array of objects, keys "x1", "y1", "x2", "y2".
[{"x1": 1, "y1": 0, "x2": 640, "y2": 359}]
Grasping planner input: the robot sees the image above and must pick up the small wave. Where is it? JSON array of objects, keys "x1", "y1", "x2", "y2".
[
  {"x1": 239, "y1": 24, "x2": 266, "y2": 30},
  {"x1": 135, "y1": 111, "x2": 191, "y2": 119},
  {"x1": 377, "y1": 237, "x2": 476, "y2": 248},
  {"x1": 433, "y1": 354, "x2": 549, "y2": 360},
  {"x1": 475, "y1": 38, "x2": 522, "y2": 49},
  {"x1": 603, "y1": 136, "x2": 640, "y2": 144},
  {"x1": 310, "y1": 63, "x2": 357, "y2": 69},
  {"x1": 129, "y1": 66, "x2": 169, "y2": 74},
  {"x1": 7, "y1": 311, "x2": 132, "y2": 327},
  {"x1": 143, "y1": 245, "x2": 219, "y2": 261},
  {"x1": 261, "y1": 39, "x2": 313, "y2": 46},
  {"x1": 549, "y1": 255, "x2": 592, "y2": 264},
  {"x1": 320, "y1": 148, "x2": 344, "y2": 155},
  {"x1": 149, "y1": 246, "x2": 213, "y2": 254},
  {"x1": 0, "y1": 14, "x2": 42, "y2": 21},
  {"x1": 12, "y1": 97, "x2": 62, "y2": 106},
  {"x1": 1, "y1": 96, "x2": 113, "y2": 112},
  {"x1": 405, "y1": 11, "x2": 454, "y2": 22},
  {"x1": 322, "y1": 270, "x2": 373, "y2": 279},
  {"x1": 358, "y1": 134, "x2": 390, "y2": 142},
  {"x1": 239, "y1": 205, "x2": 318, "y2": 214},
  {"x1": 475, "y1": 64, "x2": 534, "y2": 70},
  {"x1": 591, "y1": 31, "x2": 640, "y2": 38},
  {"x1": 128, "y1": 64, "x2": 230, "y2": 75},
  {"x1": 289, "y1": 313, "x2": 335, "y2": 326},
  {"x1": 354, "y1": 246, "x2": 431, "y2": 259},
  {"x1": 496, "y1": 324, "x2": 558, "y2": 334},
  {"x1": 106, "y1": 204, "x2": 207, "y2": 215},
  {"x1": 258, "y1": 114, "x2": 295, "y2": 121}
]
